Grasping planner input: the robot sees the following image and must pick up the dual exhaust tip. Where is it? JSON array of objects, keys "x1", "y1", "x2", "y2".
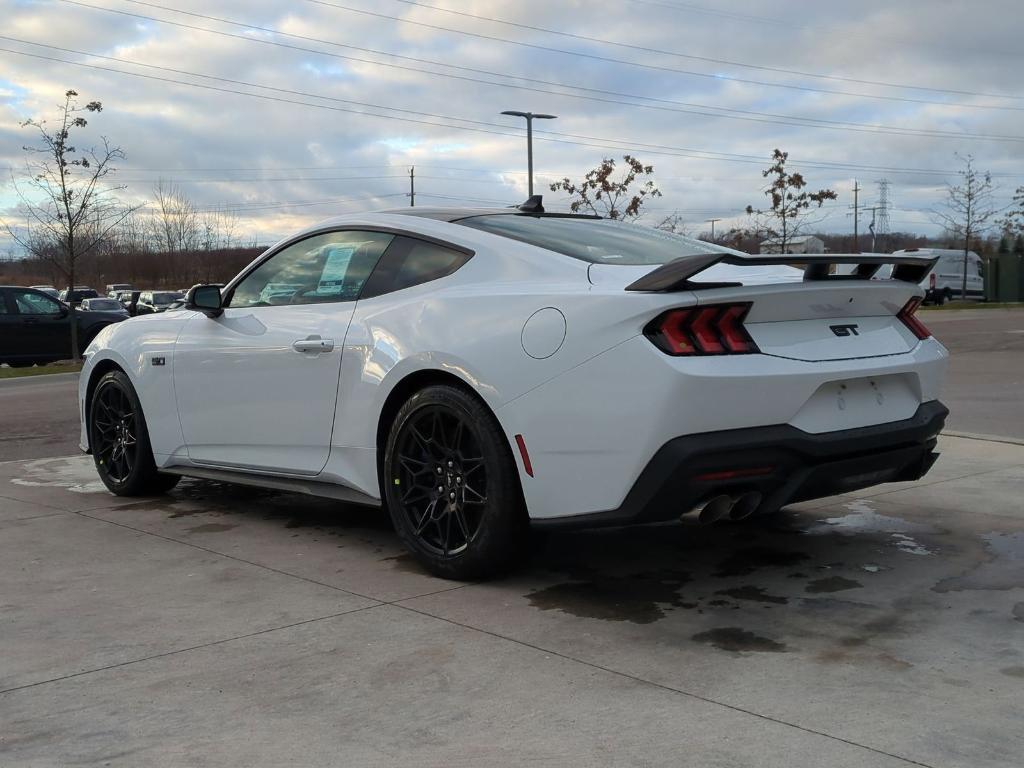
[{"x1": 695, "y1": 491, "x2": 763, "y2": 524}]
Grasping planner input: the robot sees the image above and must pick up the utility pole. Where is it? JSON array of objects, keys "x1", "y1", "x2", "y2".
[
  {"x1": 500, "y1": 110, "x2": 557, "y2": 196},
  {"x1": 408, "y1": 166, "x2": 415, "y2": 207},
  {"x1": 705, "y1": 218, "x2": 722, "y2": 240},
  {"x1": 849, "y1": 179, "x2": 861, "y2": 252}
]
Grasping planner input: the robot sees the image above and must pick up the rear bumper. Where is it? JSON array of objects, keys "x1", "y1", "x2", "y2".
[{"x1": 532, "y1": 400, "x2": 948, "y2": 529}]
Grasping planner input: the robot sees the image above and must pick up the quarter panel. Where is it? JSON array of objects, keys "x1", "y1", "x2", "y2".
[{"x1": 497, "y1": 336, "x2": 949, "y2": 520}]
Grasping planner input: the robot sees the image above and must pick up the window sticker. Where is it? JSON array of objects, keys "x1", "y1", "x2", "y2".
[{"x1": 316, "y1": 245, "x2": 356, "y2": 295}]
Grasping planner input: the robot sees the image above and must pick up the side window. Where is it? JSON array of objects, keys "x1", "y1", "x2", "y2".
[
  {"x1": 12, "y1": 289, "x2": 62, "y2": 315},
  {"x1": 361, "y1": 236, "x2": 473, "y2": 299},
  {"x1": 228, "y1": 231, "x2": 394, "y2": 309}
]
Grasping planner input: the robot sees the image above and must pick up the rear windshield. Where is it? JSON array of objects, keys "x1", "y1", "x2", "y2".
[
  {"x1": 457, "y1": 215, "x2": 735, "y2": 265},
  {"x1": 153, "y1": 292, "x2": 183, "y2": 304},
  {"x1": 85, "y1": 299, "x2": 121, "y2": 311}
]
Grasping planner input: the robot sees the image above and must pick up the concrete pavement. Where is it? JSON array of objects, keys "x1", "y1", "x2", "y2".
[
  {"x1": 0, "y1": 372, "x2": 81, "y2": 461},
  {"x1": 925, "y1": 308, "x2": 1024, "y2": 440},
  {"x1": 2, "y1": 436, "x2": 1022, "y2": 767}
]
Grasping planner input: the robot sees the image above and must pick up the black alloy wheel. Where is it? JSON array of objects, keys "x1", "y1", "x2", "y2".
[
  {"x1": 89, "y1": 370, "x2": 180, "y2": 496},
  {"x1": 92, "y1": 381, "x2": 139, "y2": 484},
  {"x1": 384, "y1": 385, "x2": 527, "y2": 580},
  {"x1": 393, "y1": 404, "x2": 488, "y2": 556}
]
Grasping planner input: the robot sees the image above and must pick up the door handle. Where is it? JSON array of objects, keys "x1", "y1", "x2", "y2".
[{"x1": 291, "y1": 335, "x2": 335, "y2": 354}]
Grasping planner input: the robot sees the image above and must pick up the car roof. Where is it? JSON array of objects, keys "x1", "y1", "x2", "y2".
[{"x1": 376, "y1": 206, "x2": 600, "y2": 223}]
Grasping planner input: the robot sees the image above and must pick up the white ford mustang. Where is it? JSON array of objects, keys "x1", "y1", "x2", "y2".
[{"x1": 79, "y1": 197, "x2": 949, "y2": 578}]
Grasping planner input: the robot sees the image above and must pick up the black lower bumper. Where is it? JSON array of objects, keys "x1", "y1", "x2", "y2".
[{"x1": 533, "y1": 400, "x2": 948, "y2": 529}]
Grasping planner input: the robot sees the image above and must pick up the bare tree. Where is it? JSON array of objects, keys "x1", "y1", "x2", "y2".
[
  {"x1": 653, "y1": 211, "x2": 688, "y2": 235},
  {"x1": 549, "y1": 155, "x2": 661, "y2": 220},
  {"x1": 745, "y1": 149, "x2": 837, "y2": 254},
  {"x1": 150, "y1": 180, "x2": 200, "y2": 254},
  {"x1": 932, "y1": 154, "x2": 1001, "y2": 299},
  {"x1": 2, "y1": 90, "x2": 137, "y2": 360}
]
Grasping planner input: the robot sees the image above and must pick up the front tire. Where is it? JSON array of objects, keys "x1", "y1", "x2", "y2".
[
  {"x1": 383, "y1": 385, "x2": 527, "y2": 580},
  {"x1": 89, "y1": 370, "x2": 180, "y2": 496}
]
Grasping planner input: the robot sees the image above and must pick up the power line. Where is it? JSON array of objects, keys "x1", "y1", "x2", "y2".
[
  {"x1": 3, "y1": 44, "x2": 1023, "y2": 180},
  {"x1": 623, "y1": 0, "x2": 795, "y2": 28},
  {"x1": 386, "y1": 0, "x2": 1024, "y2": 102},
  {"x1": 292, "y1": 0, "x2": 1024, "y2": 111},
  {"x1": 47, "y1": 5, "x2": 1024, "y2": 140}
]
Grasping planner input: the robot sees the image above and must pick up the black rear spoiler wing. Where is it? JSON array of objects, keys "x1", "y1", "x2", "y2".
[{"x1": 624, "y1": 252, "x2": 939, "y2": 292}]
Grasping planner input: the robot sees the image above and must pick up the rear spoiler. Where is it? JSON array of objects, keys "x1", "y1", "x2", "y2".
[{"x1": 624, "y1": 252, "x2": 939, "y2": 293}]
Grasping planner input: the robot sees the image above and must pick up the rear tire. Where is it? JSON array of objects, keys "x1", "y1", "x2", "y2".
[
  {"x1": 89, "y1": 370, "x2": 180, "y2": 496},
  {"x1": 383, "y1": 384, "x2": 527, "y2": 580}
]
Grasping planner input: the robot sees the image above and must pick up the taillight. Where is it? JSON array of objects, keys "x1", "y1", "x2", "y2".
[
  {"x1": 644, "y1": 303, "x2": 759, "y2": 356},
  {"x1": 898, "y1": 297, "x2": 931, "y2": 340}
]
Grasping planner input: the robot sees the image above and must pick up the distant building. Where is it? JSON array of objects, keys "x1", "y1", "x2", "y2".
[{"x1": 759, "y1": 235, "x2": 825, "y2": 255}]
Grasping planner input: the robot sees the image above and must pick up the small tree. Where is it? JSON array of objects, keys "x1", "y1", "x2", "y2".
[
  {"x1": 2, "y1": 90, "x2": 136, "y2": 360},
  {"x1": 999, "y1": 185, "x2": 1024, "y2": 237},
  {"x1": 549, "y1": 155, "x2": 661, "y2": 220},
  {"x1": 932, "y1": 154, "x2": 1001, "y2": 300},
  {"x1": 745, "y1": 149, "x2": 836, "y2": 254},
  {"x1": 654, "y1": 211, "x2": 688, "y2": 235}
]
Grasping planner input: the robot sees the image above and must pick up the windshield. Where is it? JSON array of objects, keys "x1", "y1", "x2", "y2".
[
  {"x1": 457, "y1": 215, "x2": 737, "y2": 265},
  {"x1": 153, "y1": 292, "x2": 183, "y2": 304}
]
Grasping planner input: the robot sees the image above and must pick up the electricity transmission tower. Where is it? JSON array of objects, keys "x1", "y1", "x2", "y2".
[{"x1": 874, "y1": 179, "x2": 891, "y2": 251}]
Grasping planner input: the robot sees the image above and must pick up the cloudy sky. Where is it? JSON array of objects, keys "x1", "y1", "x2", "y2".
[{"x1": 2, "y1": 0, "x2": 1023, "y2": 250}]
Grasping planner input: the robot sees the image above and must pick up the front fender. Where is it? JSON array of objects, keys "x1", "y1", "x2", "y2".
[{"x1": 78, "y1": 314, "x2": 191, "y2": 463}]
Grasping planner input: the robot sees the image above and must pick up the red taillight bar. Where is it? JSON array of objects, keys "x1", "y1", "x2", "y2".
[
  {"x1": 644, "y1": 303, "x2": 759, "y2": 356},
  {"x1": 898, "y1": 297, "x2": 931, "y2": 340}
]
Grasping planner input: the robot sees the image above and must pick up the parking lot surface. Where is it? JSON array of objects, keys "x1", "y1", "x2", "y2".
[
  {"x1": 925, "y1": 308, "x2": 1024, "y2": 440},
  {"x1": 2, "y1": 434, "x2": 1023, "y2": 767}
]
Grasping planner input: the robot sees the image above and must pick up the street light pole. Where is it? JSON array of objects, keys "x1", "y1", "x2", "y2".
[{"x1": 501, "y1": 110, "x2": 557, "y2": 196}]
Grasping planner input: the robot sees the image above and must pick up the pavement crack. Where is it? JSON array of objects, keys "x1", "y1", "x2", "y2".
[
  {"x1": 73, "y1": 509, "x2": 382, "y2": 602},
  {"x1": 70, "y1": 509, "x2": 473, "y2": 604},
  {"x1": 0, "y1": 604, "x2": 382, "y2": 697},
  {"x1": 394, "y1": 602, "x2": 938, "y2": 768}
]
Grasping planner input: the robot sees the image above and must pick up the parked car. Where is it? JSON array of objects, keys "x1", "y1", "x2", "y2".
[
  {"x1": 105, "y1": 283, "x2": 132, "y2": 296},
  {"x1": 0, "y1": 286, "x2": 128, "y2": 367},
  {"x1": 81, "y1": 297, "x2": 130, "y2": 318},
  {"x1": 29, "y1": 285, "x2": 60, "y2": 299},
  {"x1": 78, "y1": 200, "x2": 948, "y2": 579},
  {"x1": 136, "y1": 291, "x2": 185, "y2": 314},
  {"x1": 59, "y1": 287, "x2": 100, "y2": 305},
  {"x1": 891, "y1": 248, "x2": 984, "y2": 304}
]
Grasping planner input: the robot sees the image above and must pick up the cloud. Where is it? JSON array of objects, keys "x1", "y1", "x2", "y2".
[{"x1": 1, "y1": 0, "x2": 1022, "y2": 250}]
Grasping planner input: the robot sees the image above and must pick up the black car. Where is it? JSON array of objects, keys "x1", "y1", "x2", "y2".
[
  {"x1": 0, "y1": 286, "x2": 128, "y2": 367},
  {"x1": 58, "y1": 287, "x2": 101, "y2": 305},
  {"x1": 136, "y1": 291, "x2": 185, "y2": 314}
]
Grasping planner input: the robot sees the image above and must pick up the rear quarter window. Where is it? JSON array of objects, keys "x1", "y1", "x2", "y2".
[{"x1": 360, "y1": 236, "x2": 472, "y2": 299}]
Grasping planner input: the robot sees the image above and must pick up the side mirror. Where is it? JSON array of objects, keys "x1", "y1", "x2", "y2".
[{"x1": 185, "y1": 284, "x2": 224, "y2": 318}]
